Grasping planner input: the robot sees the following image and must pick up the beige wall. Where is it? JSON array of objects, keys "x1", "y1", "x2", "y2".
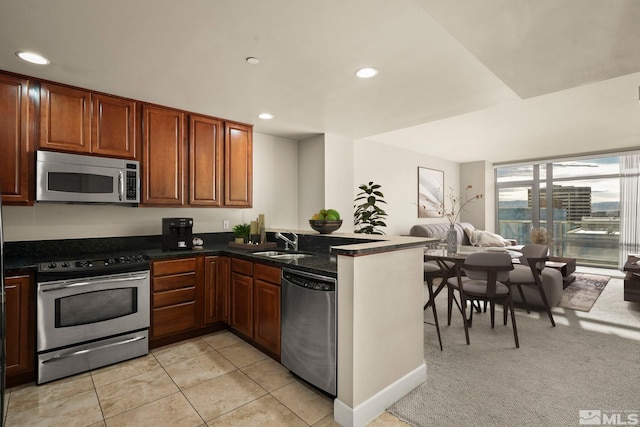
[
  {"x1": 354, "y1": 139, "x2": 460, "y2": 235},
  {"x1": 3, "y1": 132, "x2": 299, "y2": 242},
  {"x1": 460, "y1": 160, "x2": 495, "y2": 230}
]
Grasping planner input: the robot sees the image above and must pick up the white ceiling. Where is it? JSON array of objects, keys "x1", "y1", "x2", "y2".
[{"x1": 1, "y1": 0, "x2": 639, "y2": 163}]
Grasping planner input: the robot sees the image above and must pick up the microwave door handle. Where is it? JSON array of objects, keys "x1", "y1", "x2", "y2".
[{"x1": 118, "y1": 171, "x2": 123, "y2": 201}]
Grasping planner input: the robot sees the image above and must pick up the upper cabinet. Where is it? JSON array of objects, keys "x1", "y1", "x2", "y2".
[
  {"x1": 141, "y1": 105, "x2": 186, "y2": 205},
  {"x1": 142, "y1": 105, "x2": 253, "y2": 208},
  {"x1": 92, "y1": 94, "x2": 137, "y2": 158},
  {"x1": 224, "y1": 122, "x2": 253, "y2": 207},
  {"x1": 0, "y1": 73, "x2": 34, "y2": 205},
  {"x1": 189, "y1": 114, "x2": 223, "y2": 206},
  {"x1": 39, "y1": 82, "x2": 137, "y2": 159}
]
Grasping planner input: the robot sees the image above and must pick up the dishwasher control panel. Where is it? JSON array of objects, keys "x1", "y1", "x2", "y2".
[{"x1": 282, "y1": 270, "x2": 336, "y2": 291}]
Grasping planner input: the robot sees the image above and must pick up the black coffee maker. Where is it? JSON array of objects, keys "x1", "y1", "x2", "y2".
[{"x1": 162, "y1": 218, "x2": 193, "y2": 251}]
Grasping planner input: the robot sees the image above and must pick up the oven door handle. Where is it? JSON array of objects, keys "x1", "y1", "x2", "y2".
[
  {"x1": 40, "y1": 335, "x2": 146, "y2": 364},
  {"x1": 41, "y1": 275, "x2": 148, "y2": 292}
]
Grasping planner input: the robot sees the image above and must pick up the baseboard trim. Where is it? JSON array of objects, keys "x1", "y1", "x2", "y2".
[{"x1": 333, "y1": 362, "x2": 427, "y2": 427}]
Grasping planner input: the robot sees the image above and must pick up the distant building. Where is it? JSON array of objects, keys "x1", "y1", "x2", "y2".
[{"x1": 529, "y1": 185, "x2": 591, "y2": 222}]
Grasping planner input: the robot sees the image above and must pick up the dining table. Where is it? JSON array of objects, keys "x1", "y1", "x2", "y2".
[{"x1": 423, "y1": 245, "x2": 523, "y2": 326}]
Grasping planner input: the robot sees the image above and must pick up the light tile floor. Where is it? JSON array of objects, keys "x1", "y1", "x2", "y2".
[{"x1": 4, "y1": 331, "x2": 411, "y2": 427}]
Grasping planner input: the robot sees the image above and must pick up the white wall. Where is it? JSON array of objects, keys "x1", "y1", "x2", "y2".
[
  {"x1": 297, "y1": 135, "x2": 325, "y2": 230},
  {"x1": 2, "y1": 132, "x2": 299, "y2": 242},
  {"x1": 324, "y1": 133, "x2": 354, "y2": 232},
  {"x1": 353, "y1": 139, "x2": 459, "y2": 236}
]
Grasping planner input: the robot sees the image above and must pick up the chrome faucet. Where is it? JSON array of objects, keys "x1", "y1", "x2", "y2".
[{"x1": 275, "y1": 231, "x2": 298, "y2": 251}]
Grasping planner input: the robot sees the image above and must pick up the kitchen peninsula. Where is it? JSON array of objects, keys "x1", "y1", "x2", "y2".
[{"x1": 3, "y1": 231, "x2": 431, "y2": 427}]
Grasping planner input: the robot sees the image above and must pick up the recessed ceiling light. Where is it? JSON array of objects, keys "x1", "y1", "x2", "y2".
[
  {"x1": 355, "y1": 67, "x2": 378, "y2": 78},
  {"x1": 246, "y1": 57, "x2": 260, "y2": 65},
  {"x1": 16, "y1": 51, "x2": 50, "y2": 65},
  {"x1": 258, "y1": 113, "x2": 273, "y2": 120}
]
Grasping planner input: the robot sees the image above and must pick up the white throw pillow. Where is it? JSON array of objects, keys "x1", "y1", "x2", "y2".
[{"x1": 478, "y1": 230, "x2": 508, "y2": 247}]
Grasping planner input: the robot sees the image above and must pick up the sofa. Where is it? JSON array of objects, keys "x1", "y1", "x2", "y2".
[
  {"x1": 411, "y1": 222, "x2": 562, "y2": 308},
  {"x1": 409, "y1": 222, "x2": 517, "y2": 247}
]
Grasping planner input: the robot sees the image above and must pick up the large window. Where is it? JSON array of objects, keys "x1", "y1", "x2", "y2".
[{"x1": 496, "y1": 156, "x2": 620, "y2": 267}]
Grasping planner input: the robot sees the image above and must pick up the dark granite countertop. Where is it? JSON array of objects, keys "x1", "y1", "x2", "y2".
[{"x1": 3, "y1": 231, "x2": 432, "y2": 278}]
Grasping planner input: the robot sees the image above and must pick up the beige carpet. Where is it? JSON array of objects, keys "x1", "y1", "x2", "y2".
[
  {"x1": 558, "y1": 273, "x2": 610, "y2": 312},
  {"x1": 388, "y1": 277, "x2": 640, "y2": 427}
]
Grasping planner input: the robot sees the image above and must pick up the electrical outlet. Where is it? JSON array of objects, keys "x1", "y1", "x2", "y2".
[{"x1": 223, "y1": 220, "x2": 229, "y2": 230}]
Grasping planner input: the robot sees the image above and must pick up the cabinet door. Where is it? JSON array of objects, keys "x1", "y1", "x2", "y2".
[
  {"x1": 189, "y1": 115, "x2": 223, "y2": 206},
  {"x1": 151, "y1": 257, "x2": 199, "y2": 339},
  {"x1": 92, "y1": 94, "x2": 137, "y2": 159},
  {"x1": 253, "y1": 279, "x2": 281, "y2": 356},
  {"x1": 230, "y1": 272, "x2": 253, "y2": 338},
  {"x1": 5, "y1": 274, "x2": 34, "y2": 378},
  {"x1": 0, "y1": 74, "x2": 32, "y2": 204},
  {"x1": 142, "y1": 104, "x2": 185, "y2": 205},
  {"x1": 40, "y1": 82, "x2": 91, "y2": 153},
  {"x1": 204, "y1": 256, "x2": 230, "y2": 324},
  {"x1": 224, "y1": 122, "x2": 252, "y2": 207}
]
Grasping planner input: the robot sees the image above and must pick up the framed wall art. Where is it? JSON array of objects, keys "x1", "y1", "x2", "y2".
[{"x1": 418, "y1": 167, "x2": 443, "y2": 218}]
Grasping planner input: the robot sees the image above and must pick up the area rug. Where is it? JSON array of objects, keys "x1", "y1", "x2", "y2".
[{"x1": 557, "y1": 273, "x2": 610, "y2": 312}]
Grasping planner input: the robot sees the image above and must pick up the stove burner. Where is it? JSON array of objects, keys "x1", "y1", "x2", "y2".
[{"x1": 38, "y1": 252, "x2": 149, "y2": 280}]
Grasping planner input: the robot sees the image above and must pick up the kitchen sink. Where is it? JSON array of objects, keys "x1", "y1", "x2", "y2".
[{"x1": 252, "y1": 251, "x2": 313, "y2": 259}]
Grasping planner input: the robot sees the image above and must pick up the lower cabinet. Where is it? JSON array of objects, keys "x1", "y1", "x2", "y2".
[
  {"x1": 150, "y1": 255, "x2": 280, "y2": 359},
  {"x1": 230, "y1": 258, "x2": 281, "y2": 358},
  {"x1": 151, "y1": 257, "x2": 203, "y2": 339},
  {"x1": 204, "y1": 255, "x2": 230, "y2": 324},
  {"x1": 5, "y1": 272, "x2": 36, "y2": 387},
  {"x1": 253, "y1": 264, "x2": 281, "y2": 356}
]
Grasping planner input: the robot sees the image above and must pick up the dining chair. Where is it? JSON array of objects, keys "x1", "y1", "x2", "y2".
[
  {"x1": 447, "y1": 252, "x2": 519, "y2": 348},
  {"x1": 423, "y1": 261, "x2": 444, "y2": 351},
  {"x1": 509, "y1": 244, "x2": 556, "y2": 327}
]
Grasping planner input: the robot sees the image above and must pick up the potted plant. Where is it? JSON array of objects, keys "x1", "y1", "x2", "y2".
[
  {"x1": 232, "y1": 223, "x2": 251, "y2": 243},
  {"x1": 354, "y1": 181, "x2": 388, "y2": 235}
]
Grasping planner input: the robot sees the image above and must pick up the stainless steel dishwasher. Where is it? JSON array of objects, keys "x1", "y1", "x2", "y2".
[{"x1": 281, "y1": 268, "x2": 337, "y2": 396}]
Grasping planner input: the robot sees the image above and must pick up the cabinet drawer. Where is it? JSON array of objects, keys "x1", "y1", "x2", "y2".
[
  {"x1": 232, "y1": 258, "x2": 253, "y2": 275},
  {"x1": 153, "y1": 287, "x2": 196, "y2": 308},
  {"x1": 153, "y1": 258, "x2": 196, "y2": 276},
  {"x1": 153, "y1": 302, "x2": 196, "y2": 337},
  {"x1": 153, "y1": 272, "x2": 196, "y2": 292},
  {"x1": 254, "y1": 263, "x2": 281, "y2": 285}
]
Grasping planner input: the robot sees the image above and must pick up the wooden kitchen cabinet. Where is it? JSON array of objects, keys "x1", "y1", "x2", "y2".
[
  {"x1": 230, "y1": 258, "x2": 254, "y2": 338},
  {"x1": 253, "y1": 263, "x2": 281, "y2": 356},
  {"x1": 91, "y1": 93, "x2": 137, "y2": 158},
  {"x1": 0, "y1": 73, "x2": 33, "y2": 205},
  {"x1": 5, "y1": 273, "x2": 35, "y2": 387},
  {"x1": 204, "y1": 255, "x2": 230, "y2": 324},
  {"x1": 141, "y1": 104, "x2": 186, "y2": 205},
  {"x1": 39, "y1": 82, "x2": 137, "y2": 159},
  {"x1": 224, "y1": 121, "x2": 253, "y2": 207},
  {"x1": 151, "y1": 257, "x2": 203, "y2": 339},
  {"x1": 230, "y1": 258, "x2": 281, "y2": 358},
  {"x1": 190, "y1": 114, "x2": 223, "y2": 206},
  {"x1": 39, "y1": 82, "x2": 91, "y2": 153}
]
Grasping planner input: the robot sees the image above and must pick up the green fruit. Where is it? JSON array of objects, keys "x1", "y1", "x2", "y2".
[
  {"x1": 327, "y1": 209, "x2": 340, "y2": 220},
  {"x1": 326, "y1": 213, "x2": 338, "y2": 220},
  {"x1": 319, "y1": 209, "x2": 328, "y2": 218}
]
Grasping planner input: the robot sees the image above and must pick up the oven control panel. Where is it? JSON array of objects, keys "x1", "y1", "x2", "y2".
[{"x1": 38, "y1": 252, "x2": 149, "y2": 278}]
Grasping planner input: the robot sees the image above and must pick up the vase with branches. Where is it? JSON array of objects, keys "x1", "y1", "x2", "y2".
[
  {"x1": 424, "y1": 185, "x2": 483, "y2": 253},
  {"x1": 354, "y1": 181, "x2": 388, "y2": 235}
]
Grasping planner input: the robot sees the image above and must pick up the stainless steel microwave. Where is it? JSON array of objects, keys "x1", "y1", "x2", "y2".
[{"x1": 36, "y1": 150, "x2": 140, "y2": 204}]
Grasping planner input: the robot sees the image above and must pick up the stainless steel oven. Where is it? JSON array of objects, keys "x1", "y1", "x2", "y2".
[{"x1": 37, "y1": 253, "x2": 150, "y2": 384}]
